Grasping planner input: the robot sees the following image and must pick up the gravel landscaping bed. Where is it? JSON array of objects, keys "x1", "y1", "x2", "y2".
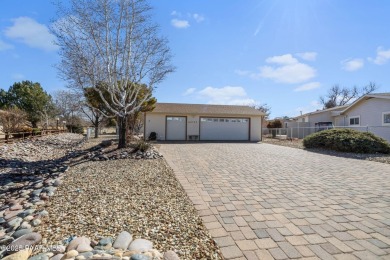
[
  {"x1": 263, "y1": 137, "x2": 390, "y2": 164},
  {"x1": 0, "y1": 135, "x2": 222, "y2": 259},
  {"x1": 35, "y1": 158, "x2": 221, "y2": 259}
]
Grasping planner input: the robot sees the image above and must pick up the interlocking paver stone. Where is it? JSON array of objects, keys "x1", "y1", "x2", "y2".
[
  {"x1": 160, "y1": 143, "x2": 390, "y2": 260},
  {"x1": 220, "y1": 245, "x2": 244, "y2": 259}
]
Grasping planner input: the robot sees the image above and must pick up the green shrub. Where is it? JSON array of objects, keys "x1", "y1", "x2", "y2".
[
  {"x1": 32, "y1": 128, "x2": 42, "y2": 135},
  {"x1": 303, "y1": 128, "x2": 390, "y2": 154},
  {"x1": 132, "y1": 140, "x2": 152, "y2": 152},
  {"x1": 66, "y1": 124, "x2": 84, "y2": 134}
]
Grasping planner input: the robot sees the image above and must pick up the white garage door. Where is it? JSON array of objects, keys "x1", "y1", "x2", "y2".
[
  {"x1": 166, "y1": 116, "x2": 186, "y2": 140},
  {"x1": 200, "y1": 117, "x2": 249, "y2": 141}
]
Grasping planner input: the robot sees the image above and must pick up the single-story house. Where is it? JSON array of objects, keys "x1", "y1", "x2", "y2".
[
  {"x1": 294, "y1": 105, "x2": 349, "y2": 127},
  {"x1": 338, "y1": 93, "x2": 390, "y2": 141},
  {"x1": 291, "y1": 93, "x2": 390, "y2": 141},
  {"x1": 144, "y1": 103, "x2": 265, "y2": 141}
]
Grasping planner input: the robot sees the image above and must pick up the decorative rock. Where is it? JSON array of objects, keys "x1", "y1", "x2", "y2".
[
  {"x1": 98, "y1": 237, "x2": 112, "y2": 247},
  {"x1": 18, "y1": 222, "x2": 32, "y2": 230},
  {"x1": 18, "y1": 209, "x2": 35, "y2": 218},
  {"x1": 67, "y1": 236, "x2": 91, "y2": 252},
  {"x1": 128, "y1": 239, "x2": 153, "y2": 252},
  {"x1": 6, "y1": 199, "x2": 17, "y2": 205},
  {"x1": 112, "y1": 231, "x2": 132, "y2": 250},
  {"x1": 10, "y1": 205, "x2": 23, "y2": 211},
  {"x1": 37, "y1": 210, "x2": 48, "y2": 217},
  {"x1": 76, "y1": 243, "x2": 93, "y2": 253},
  {"x1": 7, "y1": 217, "x2": 23, "y2": 229},
  {"x1": 6, "y1": 233, "x2": 42, "y2": 253},
  {"x1": 23, "y1": 216, "x2": 34, "y2": 222},
  {"x1": 149, "y1": 249, "x2": 163, "y2": 258},
  {"x1": 123, "y1": 251, "x2": 140, "y2": 257},
  {"x1": 91, "y1": 254, "x2": 113, "y2": 259},
  {"x1": 50, "y1": 254, "x2": 64, "y2": 260},
  {"x1": 39, "y1": 194, "x2": 49, "y2": 201},
  {"x1": 12, "y1": 229, "x2": 32, "y2": 239},
  {"x1": 130, "y1": 254, "x2": 151, "y2": 260},
  {"x1": 27, "y1": 252, "x2": 49, "y2": 260},
  {"x1": 5, "y1": 210, "x2": 23, "y2": 220},
  {"x1": 163, "y1": 251, "x2": 180, "y2": 260},
  {"x1": 62, "y1": 249, "x2": 78, "y2": 259},
  {"x1": 31, "y1": 219, "x2": 41, "y2": 227},
  {"x1": 2, "y1": 248, "x2": 31, "y2": 260},
  {"x1": 0, "y1": 236, "x2": 14, "y2": 246},
  {"x1": 53, "y1": 179, "x2": 62, "y2": 187},
  {"x1": 77, "y1": 251, "x2": 93, "y2": 259}
]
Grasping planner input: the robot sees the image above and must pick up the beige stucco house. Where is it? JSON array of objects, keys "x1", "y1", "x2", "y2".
[
  {"x1": 338, "y1": 93, "x2": 390, "y2": 141},
  {"x1": 144, "y1": 103, "x2": 264, "y2": 141},
  {"x1": 292, "y1": 93, "x2": 390, "y2": 141},
  {"x1": 294, "y1": 105, "x2": 349, "y2": 127}
]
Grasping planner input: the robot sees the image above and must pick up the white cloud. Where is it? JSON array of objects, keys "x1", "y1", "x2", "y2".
[
  {"x1": 257, "y1": 63, "x2": 316, "y2": 83},
  {"x1": 296, "y1": 52, "x2": 317, "y2": 61},
  {"x1": 196, "y1": 86, "x2": 256, "y2": 105},
  {"x1": 170, "y1": 10, "x2": 205, "y2": 28},
  {"x1": 0, "y1": 39, "x2": 14, "y2": 51},
  {"x1": 193, "y1": 13, "x2": 205, "y2": 23},
  {"x1": 237, "y1": 54, "x2": 317, "y2": 84},
  {"x1": 171, "y1": 19, "x2": 190, "y2": 29},
  {"x1": 295, "y1": 100, "x2": 322, "y2": 116},
  {"x1": 265, "y1": 54, "x2": 298, "y2": 65},
  {"x1": 341, "y1": 58, "x2": 364, "y2": 71},
  {"x1": 368, "y1": 47, "x2": 390, "y2": 65},
  {"x1": 4, "y1": 17, "x2": 58, "y2": 52},
  {"x1": 294, "y1": 82, "x2": 321, "y2": 92},
  {"x1": 234, "y1": 69, "x2": 250, "y2": 76},
  {"x1": 183, "y1": 88, "x2": 196, "y2": 96}
]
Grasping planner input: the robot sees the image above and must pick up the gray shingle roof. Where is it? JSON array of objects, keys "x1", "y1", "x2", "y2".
[{"x1": 149, "y1": 103, "x2": 265, "y2": 116}]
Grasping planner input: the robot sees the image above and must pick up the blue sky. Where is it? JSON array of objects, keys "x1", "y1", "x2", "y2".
[{"x1": 1, "y1": 0, "x2": 390, "y2": 118}]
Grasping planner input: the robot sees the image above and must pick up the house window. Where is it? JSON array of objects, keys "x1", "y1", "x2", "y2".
[
  {"x1": 349, "y1": 116, "x2": 360, "y2": 126},
  {"x1": 383, "y1": 112, "x2": 390, "y2": 125}
]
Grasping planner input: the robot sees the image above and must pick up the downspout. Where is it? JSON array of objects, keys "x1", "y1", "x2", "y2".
[{"x1": 144, "y1": 112, "x2": 147, "y2": 141}]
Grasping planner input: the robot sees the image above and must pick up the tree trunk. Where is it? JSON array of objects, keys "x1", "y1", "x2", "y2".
[
  {"x1": 94, "y1": 116, "x2": 99, "y2": 138},
  {"x1": 118, "y1": 115, "x2": 127, "y2": 148}
]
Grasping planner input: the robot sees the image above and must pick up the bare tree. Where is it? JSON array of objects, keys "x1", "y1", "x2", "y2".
[
  {"x1": 52, "y1": 0, "x2": 174, "y2": 148},
  {"x1": 81, "y1": 87, "x2": 114, "y2": 138},
  {"x1": 320, "y1": 82, "x2": 378, "y2": 109},
  {"x1": 250, "y1": 103, "x2": 271, "y2": 119},
  {"x1": 0, "y1": 108, "x2": 28, "y2": 138},
  {"x1": 54, "y1": 90, "x2": 83, "y2": 126}
]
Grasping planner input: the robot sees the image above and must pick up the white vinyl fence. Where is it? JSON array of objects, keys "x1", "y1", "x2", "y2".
[{"x1": 263, "y1": 125, "x2": 390, "y2": 143}]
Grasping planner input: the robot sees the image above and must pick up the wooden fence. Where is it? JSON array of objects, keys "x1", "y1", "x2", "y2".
[{"x1": 0, "y1": 129, "x2": 68, "y2": 144}]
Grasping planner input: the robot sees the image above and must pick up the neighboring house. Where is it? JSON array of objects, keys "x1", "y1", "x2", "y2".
[
  {"x1": 144, "y1": 103, "x2": 264, "y2": 141},
  {"x1": 294, "y1": 105, "x2": 349, "y2": 127},
  {"x1": 292, "y1": 93, "x2": 390, "y2": 141},
  {"x1": 338, "y1": 93, "x2": 390, "y2": 141}
]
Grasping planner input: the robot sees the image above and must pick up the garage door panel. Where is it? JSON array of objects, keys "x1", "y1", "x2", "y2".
[
  {"x1": 166, "y1": 117, "x2": 186, "y2": 140},
  {"x1": 200, "y1": 117, "x2": 249, "y2": 141}
]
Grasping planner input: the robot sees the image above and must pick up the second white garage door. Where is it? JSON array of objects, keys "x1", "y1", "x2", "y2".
[{"x1": 200, "y1": 117, "x2": 249, "y2": 141}]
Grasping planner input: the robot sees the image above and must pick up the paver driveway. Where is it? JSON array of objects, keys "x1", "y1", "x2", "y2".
[{"x1": 159, "y1": 142, "x2": 390, "y2": 260}]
